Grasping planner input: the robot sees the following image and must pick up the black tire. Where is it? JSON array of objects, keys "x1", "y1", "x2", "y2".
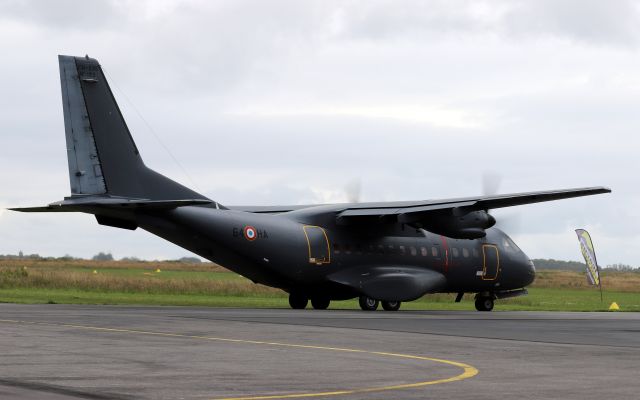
[
  {"x1": 289, "y1": 293, "x2": 308, "y2": 309},
  {"x1": 475, "y1": 296, "x2": 494, "y2": 312},
  {"x1": 359, "y1": 296, "x2": 379, "y2": 311},
  {"x1": 311, "y1": 297, "x2": 330, "y2": 310},
  {"x1": 381, "y1": 300, "x2": 401, "y2": 311}
]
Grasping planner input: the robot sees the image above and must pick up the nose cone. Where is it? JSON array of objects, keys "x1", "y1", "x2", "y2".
[{"x1": 522, "y1": 259, "x2": 536, "y2": 287}]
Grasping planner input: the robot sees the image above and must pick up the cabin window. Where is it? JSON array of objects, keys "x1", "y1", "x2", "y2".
[
  {"x1": 452, "y1": 247, "x2": 459, "y2": 258},
  {"x1": 462, "y1": 248, "x2": 469, "y2": 258},
  {"x1": 432, "y1": 247, "x2": 439, "y2": 257},
  {"x1": 472, "y1": 248, "x2": 479, "y2": 258},
  {"x1": 420, "y1": 247, "x2": 428, "y2": 256},
  {"x1": 387, "y1": 245, "x2": 395, "y2": 255},
  {"x1": 377, "y1": 244, "x2": 385, "y2": 254},
  {"x1": 399, "y1": 245, "x2": 406, "y2": 255},
  {"x1": 410, "y1": 246, "x2": 417, "y2": 256},
  {"x1": 333, "y1": 243, "x2": 340, "y2": 254}
]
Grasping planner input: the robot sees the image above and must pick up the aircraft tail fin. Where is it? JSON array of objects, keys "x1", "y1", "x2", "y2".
[{"x1": 58, "y1": 55, "x2": 208, "y2": 202}]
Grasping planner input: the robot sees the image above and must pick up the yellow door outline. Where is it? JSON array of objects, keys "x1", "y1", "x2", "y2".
[
  {"x1": 482, "y1": 244, "x2": 500, "y2": 280},
  {"x1": 303, "y1": 225, "x2": 331, "y2": 265}
]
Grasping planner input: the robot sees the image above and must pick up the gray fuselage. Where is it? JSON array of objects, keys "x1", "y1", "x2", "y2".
[{"x1": 136, "y1": 205, "x2": 536, "y2": 300}]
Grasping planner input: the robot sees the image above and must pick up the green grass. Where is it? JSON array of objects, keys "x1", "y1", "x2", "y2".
[
  {"x1": 1, "y1": 287, "x2": 637, "y2": 312},
  {"x1": 68, "y1": 267, "x2": 247, "y2": 281},
  {"x1": 1, "y1": 260, "x2": 638, "y2": 311}
]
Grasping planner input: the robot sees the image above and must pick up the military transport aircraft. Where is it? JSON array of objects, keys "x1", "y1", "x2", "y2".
[{"x1": 11, "y1": 55, "x2": 611, "y2": 311}]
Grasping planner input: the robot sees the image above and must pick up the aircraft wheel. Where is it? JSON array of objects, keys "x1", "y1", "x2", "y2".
[
  {"x1": 475, "y1": 296, "x2": 494, "y2": 312},
  {"x1": 381, "y1": 300, "x2": 401, "y2": 311},
  {"x1": 359, "y1": 296, "x2": 379, "y2": 311},
  {"x1": 311, "y1": 297, "x2": 330, "y2": 310},
  {"x1": 289, "y1": 293, "x2": 308, "y2": 309}
]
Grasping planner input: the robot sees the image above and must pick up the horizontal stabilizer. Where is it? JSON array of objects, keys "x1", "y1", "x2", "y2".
[{"x1": 9, "y1": 197, "x2": 213, "y2": 213}]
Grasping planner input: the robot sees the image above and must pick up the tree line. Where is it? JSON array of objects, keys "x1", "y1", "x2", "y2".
[{"x1": 0, "y1": 251, "x2": 202, "y2": 264}]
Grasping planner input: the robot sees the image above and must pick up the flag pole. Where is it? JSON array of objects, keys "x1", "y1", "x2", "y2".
[{"x1": 597, "y1": 264, "x2": 603, "y2": 303}]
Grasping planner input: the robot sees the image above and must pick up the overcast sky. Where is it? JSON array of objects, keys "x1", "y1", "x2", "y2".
[{"x1": 0, "y1": 0, "x2": 637, "y2": 265}]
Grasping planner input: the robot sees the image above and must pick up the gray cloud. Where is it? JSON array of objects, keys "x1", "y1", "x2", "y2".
[
  {"x1": 333, "y1": 0, "x2": 493, "y2": 40},
  {"x1": 0, "y1": 0, "x2": 126, "y2": 31},
  {"x1": 503, "y1": 0, "x2": 640, "y2": 46}
]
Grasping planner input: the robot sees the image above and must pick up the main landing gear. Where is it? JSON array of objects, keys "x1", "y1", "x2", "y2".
[
  {"x1": 311, "y1": 297, "x2": 330, "y2": 310},
  {"x1": 358, "y1": 296, "x2": 401, "y2": 311},
  {"x1": 288, "y1": 293, "x2": 331, "y2": 310},
  {"x1": 381, "y1": 300, "x2": 401, "y2": 311},
  {"x1": 288, "y1": 293, "x2": 401, "y2": 311},
  {"x1": 288, "y1": 293, "x2": 308, "y2": 309},
  {"x1": 359, "y1": 296, "x2": 379, "y2": 311}
]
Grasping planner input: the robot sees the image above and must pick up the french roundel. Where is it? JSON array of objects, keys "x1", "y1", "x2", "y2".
[{"x1": 243, "y1": 226, "x2": 257, "y2": 241}]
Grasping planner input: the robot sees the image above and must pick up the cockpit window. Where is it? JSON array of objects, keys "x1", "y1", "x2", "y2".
[{"x1": 502, "y1": 235, "x2": 521, "y2": 253}]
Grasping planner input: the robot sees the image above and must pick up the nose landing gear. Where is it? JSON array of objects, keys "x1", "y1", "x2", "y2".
[{"x1": 474, "y1": 294, "x2": 495, "y2": 312}]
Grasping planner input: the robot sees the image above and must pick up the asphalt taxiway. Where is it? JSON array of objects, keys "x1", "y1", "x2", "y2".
[{"x1": 1, "y1": 304, "x2": 638, "y2": 399}]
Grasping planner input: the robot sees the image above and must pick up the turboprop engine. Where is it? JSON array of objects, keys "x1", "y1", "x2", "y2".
[{"x1": 411, "y1": 209, "x2": 496, "y2": 239}]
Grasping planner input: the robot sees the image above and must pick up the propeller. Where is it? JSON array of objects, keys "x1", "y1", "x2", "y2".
[
  {"x1": 482, "y1": 172, "x2": 502, "y2": 198},
  {"x1": 481, "y1": 172, "x2": 521, "y2": 234},
  {"x1": 345, "y1": 179, "x2": 362, "y2": 204}
]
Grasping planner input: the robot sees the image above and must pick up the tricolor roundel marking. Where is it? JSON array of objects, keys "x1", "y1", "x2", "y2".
[{"x1": 243, "y1": 226, "x2": 257, "y2": 241}]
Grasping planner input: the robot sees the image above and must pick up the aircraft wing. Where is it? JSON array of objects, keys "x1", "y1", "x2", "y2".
[
  {"x1": 231, "y1": 186, "x2": 610, "y2": 218},
  {"x1": 228, "y1": 205, "x2": 313, "y2": 214},
  {"x1": 231, "y1": 187, "x2": 610, "y2": 239},
  {"x1": 337, "y1": 186, "x2": 611, "y2": 221}
]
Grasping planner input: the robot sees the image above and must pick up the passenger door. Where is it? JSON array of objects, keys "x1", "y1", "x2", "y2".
[
  {"x1": 303, "y1": 226, "x2": 331, "y2": 265},
  {"x1": 482, "y1": 244, "x2": 500, "y2": 280}
]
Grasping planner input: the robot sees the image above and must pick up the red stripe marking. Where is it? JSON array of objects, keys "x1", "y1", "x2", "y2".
[{"x1": 440, "y1": 235, "x2": 450, "y2": 273}]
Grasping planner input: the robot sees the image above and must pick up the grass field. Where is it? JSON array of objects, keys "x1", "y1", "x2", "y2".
[{"x1": 1, "y1": 259, "x2": 638, "y2": 311}]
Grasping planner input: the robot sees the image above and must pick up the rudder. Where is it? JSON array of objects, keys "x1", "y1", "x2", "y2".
[{"x1": 59, "y1": 55, "x2": 108, "y2": 195}]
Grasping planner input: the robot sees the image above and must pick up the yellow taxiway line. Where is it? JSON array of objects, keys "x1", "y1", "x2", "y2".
[{"x1": 0, "y1": 318, "x2": 478, "y2": 399}]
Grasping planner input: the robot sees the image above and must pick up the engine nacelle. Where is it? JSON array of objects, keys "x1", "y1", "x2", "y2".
[{"x1": 405, "y1": 209, "x2": 496, "y2": 239}]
